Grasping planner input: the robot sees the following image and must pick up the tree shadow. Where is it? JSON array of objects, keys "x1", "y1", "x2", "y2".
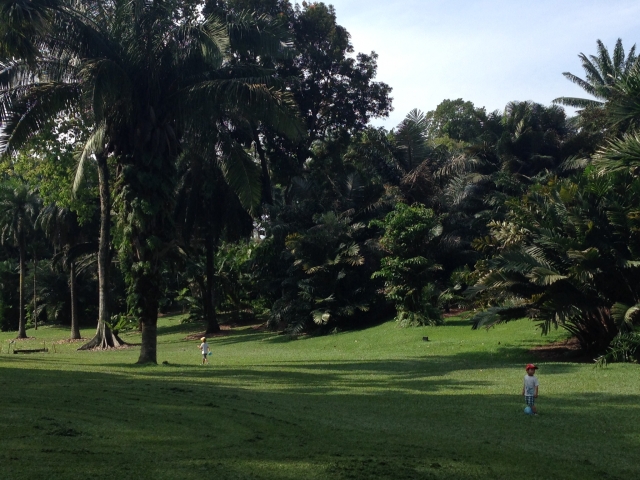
[
  {"x1": 86, "y1": 343, "x2": 581, "y2": 398},
  {"x1": 1, "y1": 364, "x2": 638, "y2": 480},
  {"x1": 154, "y1": 321, "x2": 204, "y2": 337}
]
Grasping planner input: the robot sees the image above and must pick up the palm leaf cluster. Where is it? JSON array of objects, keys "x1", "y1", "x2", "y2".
[
  {"x1": 371, "y1": 203, "x2": 444, "y2": 326},
  {"x1": 554, "y1": 38, "x2": 639, "y2": 109},
  {"x1": 470, "y1": 171, "x2": 640, "y2": 352},
  {"x1": 279, "y1": 211, "x2": 369, "y2": 333}
]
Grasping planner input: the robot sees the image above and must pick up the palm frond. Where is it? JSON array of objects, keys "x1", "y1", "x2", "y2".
[
  {"x1": 552, "y1": 96, "x2": 603, "y2": 109},
  {"x1": 470, "y1": 304, "x2": 529, "y2": 329},
  {"x1": 79, "y1": 58, "x2": 132, "y2": 124},
  {"x1": 612, "y1": 38, "x2": 625, "y2": 75},
  {"x1": 226, "y1": 10, "x2": 293, "y2": 59},
  {"x1": 527, "y1": 267, "x2": 567, "y2": 286},
  {"x1": 217, "y1": 139, "x2": 262, "y2": 213},
  {"x1": 1, "y1": 82, "x2": 80, "y2": 153},
  {"x1": 610, "y1": 302, "x2": 640, "y2": 331},
  {"x1": 606, "y1": 66, "x2": 640, "y2": 125},
  {"x1": 184, "y1": 80, "x2": 304, "y2": 140},
  {"x1": 559, "y1": 155, "x2": 590, "y2": 172},
  {"x1": 593, "y1": 133, "x2": 640, "y2": 175},
  {"x1": 73, "y1": 122, "x2": 105, "y2": 193}
]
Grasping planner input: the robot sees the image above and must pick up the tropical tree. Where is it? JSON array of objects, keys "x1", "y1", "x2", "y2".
[
  {"x1": 208, "y1": 1, "x2": 393, "y2": 198},
  {"x1": 553, "y1": 38, "x2": 639, "y2": 110},
  {"x1": 424, "y1": 98, "x2": 487, "y2": 144},
  {"x1": 37, "y1": 204, "x2": 96, "y2": 339},
  {"x1": 371, "y1": 203, "x2": 444, "y2": 326},
  {"x1": 276, "y1": 210, "x2": 370, "y2": 333},
  {"x1": 175, "y1": 149, "x2": 254, "y2": 334},
  {"x1": 470, "y1": 171, "x2": 640, "y2": 354},
  {"x1": 1, "y1": 0, "x2": 119, "y2": 349},
  {"x1": 0, "y1": 182, "x2": 40, "y2": 338},
  {"x1": 1, "y1": 0, "x2": 302, "y2": 363},
  {"x1": 394, "y1": 109, "x2": 430, "y2": 173}
]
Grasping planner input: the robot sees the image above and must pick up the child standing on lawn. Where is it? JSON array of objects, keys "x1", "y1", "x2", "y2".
[
  {"x1": 522, "y1": 363, "x2": 539, "y2": 414},
  {"x1": 199, "y1": 337, "x2": 210, "y2": 365}
]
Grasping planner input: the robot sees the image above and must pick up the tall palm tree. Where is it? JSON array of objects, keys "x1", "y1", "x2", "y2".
[
  {"x1": 394, "y1": 109, "x2": 430, "y2": 172},
  {"x1": 37, "y1": 204, "x2": 96, "y2": 339},
  {"x1": 554, "y1": 39, "x2": 639, "y2": 109},
  {"x1": 175, "y1": 146, "x2": 255, "y2": 334},
  {"x1": 0, "y1": 183, "x2": 40, "y2": 338},
  {"x1": 1, "y1": 0, "x2": 302, "y2": 362}
]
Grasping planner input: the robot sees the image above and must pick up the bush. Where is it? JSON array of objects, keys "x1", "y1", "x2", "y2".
[{"x1": 371, "y1": 203, "x2": 444, "y2": 326}]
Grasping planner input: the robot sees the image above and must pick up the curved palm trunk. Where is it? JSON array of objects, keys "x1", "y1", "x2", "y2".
[
  {"x1": 33, "y1": 255, "x2": 37, "y2": 330},
  {"x1": 17, "y1": 236, "x2": 27, "y2": 339},
  {"x1": 79, "y1": 154, "x2": 125, "y2": 350},
  {"x1": 69, "y1": 260, "x2": 81, "y2": 340}
]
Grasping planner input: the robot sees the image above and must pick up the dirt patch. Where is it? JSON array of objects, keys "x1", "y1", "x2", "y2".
[
  {"x1": 529, "y1": 337, "x2": 594, "y2": 363},
  {"x1": 185, "y1": 326, "x2": 232, "y2": 341},
  {"x1": 185, "y1": 322, "x2": 272, "y2": 340},
  {"x1": 250, "y1": 323, "x2": 270, "y2": 332},
  {"x1": 84, "y1": 343, "x2": 140, "y2": 351},
  {"x1": 443, "y1": 308, "x2": 471, "y2": 318},
  {"x1": 51, "y1": 338, "x2": 89, "y2": 345}
]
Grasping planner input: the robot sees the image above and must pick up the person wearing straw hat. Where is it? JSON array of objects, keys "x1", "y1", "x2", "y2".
[{"x1": 199, "y1": 337, "x2": 210, "y2": 365}]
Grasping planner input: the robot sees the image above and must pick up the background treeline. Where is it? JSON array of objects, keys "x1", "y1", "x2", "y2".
[{"x1": 1, "y1": 0, "x2": 639, "y2": 364}]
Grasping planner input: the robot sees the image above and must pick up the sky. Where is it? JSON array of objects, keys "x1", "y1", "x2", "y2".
[{"x1": 322, "y1": 0, "x2": 640, "y2": 128}]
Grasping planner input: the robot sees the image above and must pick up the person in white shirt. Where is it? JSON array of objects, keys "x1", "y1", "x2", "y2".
[
  {"x1": 522, "y1": 363, "x2": 539, "y2": 415},
  {"x1": 199, "y1": 337, "x2": 210, "y2": 365}
]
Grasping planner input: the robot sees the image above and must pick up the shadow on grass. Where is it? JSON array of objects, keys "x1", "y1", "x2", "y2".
[
  {"x1": 0, "y1": 363, "x2": 638, "y2": 480},
  {"x1": 155, "y1": 321, "x2": 204, "y2": 337},
  {"x1": 442, "y1": 316, "x2": 475, "y2": 327},
  {"x1": 70, "y1": 345, "x2": 582, "y2": 398}
]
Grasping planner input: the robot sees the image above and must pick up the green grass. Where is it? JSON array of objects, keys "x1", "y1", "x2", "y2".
[{"x1": 1, "y1": 316, "x2": 639, "y2": 479}]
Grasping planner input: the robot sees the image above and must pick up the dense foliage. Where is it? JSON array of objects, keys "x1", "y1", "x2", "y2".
[{"x1": 1, "y1": 2, "x2": 639, "y2": 362}]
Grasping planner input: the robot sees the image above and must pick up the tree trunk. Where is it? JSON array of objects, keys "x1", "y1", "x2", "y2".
[
  {"x1": 17, "y1": 236, "x2": 27, "y2": 339},
  {"x1": 204, "y1": 231, "x2": 220, "y2": 334},
  {"x1": 33, "y1": 254, "x2": 37, "y2": 330},
  {"x1": 79, "y1": 154, "x2": 125, "y2": 350},
  {"x1": 138, "y1": 321, "x2": 158, "y2": 364},
  {"x1": 69, "y1": 260, "x2": 81, "y2": 340},
  {"x1": 136, "y1": 282, "x2": 159, "y2": 364}
]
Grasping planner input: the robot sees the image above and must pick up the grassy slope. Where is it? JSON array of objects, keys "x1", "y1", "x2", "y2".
[{"x1": 0, "y1": 317, "x2": 639, "y2": 480}]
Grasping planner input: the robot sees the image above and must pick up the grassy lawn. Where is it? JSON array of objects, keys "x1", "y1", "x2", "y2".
[{"x1": 1, "y1": 316, "x2": 639, "y2": 479}]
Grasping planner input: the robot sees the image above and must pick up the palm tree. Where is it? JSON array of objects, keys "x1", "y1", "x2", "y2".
[
  {"x1": 0, "y1": 183, "x2": 40, "y2": 338},
  {"x1": 37, "y1": 204, "x2": 96, "y2": 339},
  {"x1": 394, "y1": 109, "x2": 430, "y2": 172},
  {"x1": 371, "y1": 203, "x2": 444, "y2": 327},
  {"x1": 175, "y1": 147, "x2": 255, "y2": 334},
  {"x1": 554, "y1": 39, "x2": 639, "y2": 109},
  {"x1": 469, "y1": 171, "x2": 640, "y2": 354},
  {"x1": 1, "y1": 0, "x2": 302, "y2": 362},
  {"x1": 283, "y1": 210, "x2": 370, "y2": 333}
]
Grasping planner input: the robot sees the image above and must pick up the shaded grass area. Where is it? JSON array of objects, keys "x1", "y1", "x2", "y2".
[{"x1": 1, "y1": 318, "x2": 639, "y2": 479}]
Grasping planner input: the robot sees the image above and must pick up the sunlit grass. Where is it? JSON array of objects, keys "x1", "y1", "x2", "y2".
[{"x1": 1, "y1": 316, "x2": 639, "y2": 479}]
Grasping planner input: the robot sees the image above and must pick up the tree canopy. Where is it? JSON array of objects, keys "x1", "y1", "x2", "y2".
[{"x1": 1, "y1": 5, "x2": 639, "y2": 363}]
